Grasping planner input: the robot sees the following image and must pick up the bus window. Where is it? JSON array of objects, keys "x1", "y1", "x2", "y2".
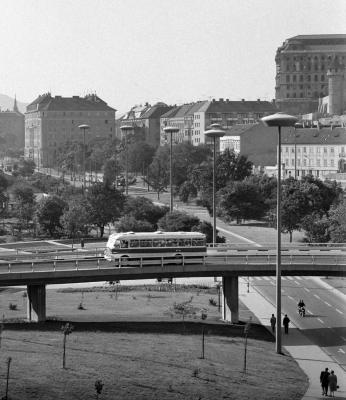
[
  {"x1": 178, "y1": 239, "x2": 186, "y2": 247},
  {"x1": 184, "y1": 239, "x2": 191, "y2": 247},
  {"x1": 152, "y1": 239, "x2": 162, "y2": 247},
  {"x1": 140, "y1": 239, "x2": 152, "y2": 247},
  {"x1": 193, "y1": 239, "x2": 205, "y2": 246},
  {"x1": 166, "y1": 239, "x2": 173, "y2": 247},
  {"x1": 130, "y1": 240, "x2": 139, "y2": 248},
  {"x1": 120, "y1": 240, "x2": 129, "y2": 248},
  {"x1": 113, "y1": 240, "x2": 121, "y2": 248},
  {"x1": 171, "y1": 239, "x2": 179, "y2": 247}
]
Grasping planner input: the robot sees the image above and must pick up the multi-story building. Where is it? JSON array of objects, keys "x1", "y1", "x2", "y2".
[
  {"x1": 24, "y1": 93, "x2": 116, "y2": 167},
  {"x1": 118, "y1": 102, "x2": 173, "y2": 147},
  {"x1": 220, "y1": 122, "x2": 346, "y2": 181},
  {"x1": 160, "y1": 101, "x2": 209, "y2": 145},
  {"x1": 160, "y1": 98, "x2": 276, "y2": 146},
  {"x1": 275, "y1": 34, "x2": 346, "y2": 115},
  {"x1": 0, "y1": 97, "x2": 25, "y2": 149}
]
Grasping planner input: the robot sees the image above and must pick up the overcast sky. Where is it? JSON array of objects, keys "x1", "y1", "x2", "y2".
[{"x1": 2, "y1": 0, "x2": 345, "y2": 113}]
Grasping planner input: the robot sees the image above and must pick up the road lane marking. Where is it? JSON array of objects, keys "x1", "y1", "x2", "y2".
[
  {"x1": 341, "y1": 337, "x2": 346, "y2": 341},
  {"x1": 336, "y1": 309, "x2": 344, "y2": 315},
  {"x1": 287, "y1": 277, "x2": 294, "y2": 281},
  {"x1": 304, "y1": 288, "x2": 310, "y2": 292},
  {"x1": 293, "y1": 280, "x2": 300, "y2": 285},
  {"x1": 307, "y1": 310, "x2": 312, "y2": 315},
  {"x1": 216, "y1": 227, "x2": 262, "y2": 246},
  {"x1": 324, "y1": 301, "x2": 332, "y2": 307},
  {"x1": 288, "y1": 295, "x2": 295, "y2": 301},
  {"x1": 263, "y1": 277, "x2": 270, "y2": 281},
  {"x1": 314, "y1": 294, "x2": 321, "y2": 300},
  {"x1": 317, "y1": 318, "x2": 324, "y2": 324},
  {"x1": 338, "y1": 349, "x2": 345, "y2": 354},
  {"x1": 296, "y1": 277, "x2": 303, "y2": 280}
]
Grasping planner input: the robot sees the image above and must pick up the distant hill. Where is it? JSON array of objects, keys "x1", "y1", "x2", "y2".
[{"x1": 0, "y1": 94, "x2": 28, "y2": 113}]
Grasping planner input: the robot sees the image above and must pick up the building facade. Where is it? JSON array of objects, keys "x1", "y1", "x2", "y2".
[
  {"x1": 24, "y1": 93, "x2": 116, "y2": 167},
  {"x1": 0, "y1": 97, "x2": 25, "y2": 149},
  {"x1": 118, "y1": 102, "x2": 173, "y2": 147},
  {"x1": 160, "y1": 98, "x2": 277, "y2": 146},
  {"x1": 275, "y1": 34, "x2": 346, "y2": 115}
]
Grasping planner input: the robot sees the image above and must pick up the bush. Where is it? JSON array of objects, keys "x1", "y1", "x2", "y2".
[
  {"x1": 209, "y1": 298, "x2": 217, "y2": 306},
  {"x1": 9, "y1": 303, "x2": 17, "y2": 310}
]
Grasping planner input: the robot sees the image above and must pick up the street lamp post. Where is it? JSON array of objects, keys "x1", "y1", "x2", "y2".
[
  {"x1": 204, "y1": 124, "x2": 225, "y2": 246},
  {"x1": 78, "y1": 124, "x2": 90, "y2": 192},
  {"x1": 261, "y1": 112, "x2": 298, "y2": 354},
  {"x1": 163, "y1": 126, "x2": 179, "y2": 212},
  {"x1": 120, "y1": 125, "x2": 133, "y2": 195}
]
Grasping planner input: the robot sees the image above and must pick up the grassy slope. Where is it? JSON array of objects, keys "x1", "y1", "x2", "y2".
[{"x1": 0, "y1": 286, "x2": 308, "y2": 399}]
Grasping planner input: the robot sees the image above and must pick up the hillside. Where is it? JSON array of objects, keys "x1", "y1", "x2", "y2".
[{"x1": 0, "y1": 93, "x2": 28, "y2": 113}]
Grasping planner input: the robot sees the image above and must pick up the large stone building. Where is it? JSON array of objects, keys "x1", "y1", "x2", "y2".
[
  {"x1": 275, "y1": 34, "x2": 346, "y2": 115},
  {"x1": 24, "y1": 93, "x2": 116, "y2": 167},
  {"x1": 118, "y1": 102, "x2": 173, "y2": 147},
  {"x1": 160, "y1": 98, "x2": 277, "y2": 146},
  {"x1": 0, "y1": 97, "x2": 25, "y2": 149}
]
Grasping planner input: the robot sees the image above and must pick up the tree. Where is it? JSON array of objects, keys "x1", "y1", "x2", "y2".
[
  {"x1": 191, "y1": 220, "x2": 225, "y2": 244},
  {"x1": 300, "y1": 213, "x2": 330, "y2": 243},
  {"x1": 158, "y1": 211, "x2": 200, "y2": 232},
  {"x1": 37, "y1": 195, "x2": 67, "y2": 237},
  {"x1": 18, "y1": 159, "x2": 36, "y2": 177},
  {"x1": 123, "y1": 197, "x2": 168, "y2": 227},
  {"x1": 102, "y1": 157, "x2": 120, "y2": 188},
  {"x1": 145, "y1": 155, "x2": 169, "y2": 199},
  {"x1": 328, "y1": 202, "x2": 346, "y2": 243},
  {"x1": 114, "y1": 215, "x2": 155, "y2": 232},
  {"x1": 127, "y1": 141, "x2": 156, "y2": 173},
  {"x1": 218, "y1": 180, "x2": 268, "y2": 223},
  {"x1": 61, "y1": 197, "x2": 90, "y2": 238},
  {"x1": 86, "y1": 183, "x2": 125, "y2": 237},
  {"x1": 12, "y1": 185, "x2": 36, "y2": 230}
]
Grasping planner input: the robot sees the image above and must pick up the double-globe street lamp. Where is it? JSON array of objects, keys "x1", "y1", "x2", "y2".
[
  {"x1": 204, "y1": 123, "x2": 225, "y2": 246},
  {"x1": 163, "y1": 126, "x2": 180, "y2": 212},
  {"x1": 261, "y1": 112, "x2": 298, "y2": 354},
  {"x1": 120, "y1": 125, "x2": 134, "y2": 195},
  {"x1": 78, "y1": 124, "x2": 90, "y2": 193}
]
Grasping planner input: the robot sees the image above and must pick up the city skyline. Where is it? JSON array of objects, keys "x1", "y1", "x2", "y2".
[{"x1": 2, "y1": 0, "x2": 346, "y2": 113}]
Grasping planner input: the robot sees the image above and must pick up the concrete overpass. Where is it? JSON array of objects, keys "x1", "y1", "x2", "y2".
[{"x1": 1, "y1": 252, "x2": 345, "y2": 323}]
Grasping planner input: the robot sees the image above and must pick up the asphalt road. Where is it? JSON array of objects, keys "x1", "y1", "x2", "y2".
[{"x1": 250, "y1": 275, "x2": 346, "y2": 370}]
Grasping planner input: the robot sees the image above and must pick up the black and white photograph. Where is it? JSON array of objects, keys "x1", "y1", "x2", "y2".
[{"x1": 0, "y1": 0, "x2": 345, "y2": 399}]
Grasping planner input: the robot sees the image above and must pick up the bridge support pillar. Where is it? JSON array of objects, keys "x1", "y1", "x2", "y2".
[
  {"x1": 221, "y1": 276, "x2": 239, "y2": 323},
  {"x1": 27, "y1": 284, "x2": 46, "y2": 322}
]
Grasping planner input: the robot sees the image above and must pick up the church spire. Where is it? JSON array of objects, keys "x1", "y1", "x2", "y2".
[{"x1": 13, "y1": 95, "x2": 19, "y2": 113}]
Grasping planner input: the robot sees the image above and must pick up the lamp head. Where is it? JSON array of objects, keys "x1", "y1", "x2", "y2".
[
  {"x1": 163, "y1": 126, "x2": 180, "y2": 133},
  {"x1": 120, "y1": 125, "x2": 133, "y2": 132},
  {"x1": 78, "y1": 124, "x2": 90, "y2": 130},
  {"x1": 261, "y1": 112, "x2": 298, "y2": 127}
]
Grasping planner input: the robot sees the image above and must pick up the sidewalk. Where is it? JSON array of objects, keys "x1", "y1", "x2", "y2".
[{"x1": 239, "y1": 278, "x2": 346, "y2": 400}]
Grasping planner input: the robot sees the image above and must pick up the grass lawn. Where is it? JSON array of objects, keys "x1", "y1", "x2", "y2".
[{"x1": 0, "y1": 285, "x2": 308, "y2": 399}]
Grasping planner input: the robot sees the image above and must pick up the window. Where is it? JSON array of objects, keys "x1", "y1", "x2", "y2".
[
  {"x1": 323, "y1": 147, "x2": 327, "y2": 154},
  {"x1": 285, "y1": 147, "x2": 289, "y2": 152},
  {"x1": 317, "y1": 159, "x2": 321, "y2": 167},
  {"x1": 105, "y1": 120, "x2": 108, "y2": 124},
  {"x1": 291, "y1": 159, "x2": 294, "y2": 166},
  {"x1": 330, "y1": 147, "x2": 334, "y2": 153},
  {"x1": 297, "y1": 159, "x2": 301, "y2": 166},
  {"x1": 324, "y1": 159, "x2": 327, "y2": 167},
  {"x1": 331, "y1": 159, "x2": 334, "y2": 167},
  {"x1": 303, "y1": 159, "x2": 307, "y2": 166}
]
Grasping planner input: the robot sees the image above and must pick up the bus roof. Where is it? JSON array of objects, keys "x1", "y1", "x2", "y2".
[{"x1": 107, "y1": 231, "x2": 206, "y2": 241}]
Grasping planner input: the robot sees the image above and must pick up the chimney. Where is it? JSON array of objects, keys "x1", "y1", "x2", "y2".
[
  {"x1": 212, "y1": 99, "x2": 216, "y2": 102},
  {"x1": 219, "y1": 98, "x2": 224, "y2": 102},
  {"x1": 257, "y1": 98, "x2": 260, "y2": 102},
  {"x1": 241, "y1": 99, "x2": 245, "y2": 102}
]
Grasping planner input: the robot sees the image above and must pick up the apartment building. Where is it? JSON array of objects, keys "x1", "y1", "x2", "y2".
[
  {"x1": 275, "y1": 34, "x2": 346, "y2": 114},
  {"x1": 24, "y1": 93, "x2": 116, "y2": 167}
]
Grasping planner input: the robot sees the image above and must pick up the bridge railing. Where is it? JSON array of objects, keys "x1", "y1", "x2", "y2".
[{"x1": 1, "y1": 253, "x2": 345, "y2": 275}]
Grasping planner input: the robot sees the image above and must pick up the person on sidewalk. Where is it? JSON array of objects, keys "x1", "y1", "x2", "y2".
[
  {"x1": 328, "y1": 370, "x2": 337, "y2": 397},
  {"x1": 270, "y1": 314, "x2": 276, "y2": 333},
  {"x1": 283, "y1": 314, "x2": 290, "y2": 334},
  {"x1": 320, "y1": 367, "x2": 330, "y2": 396}
]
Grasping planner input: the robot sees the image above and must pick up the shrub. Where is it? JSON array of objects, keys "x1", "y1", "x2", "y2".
[
  {"x1": 9, "y1": 303, "x2": 17, "y2": 311},
  {"x1": 209, "y1": 298, "x2": 217, "y2": 306}
]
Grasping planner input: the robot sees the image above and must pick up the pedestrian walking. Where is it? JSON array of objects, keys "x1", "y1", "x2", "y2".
[
  {"x1": 320, "y1": 367, "x2": 329, "y2": 396},
  {"x1": 283, "y1": 314, "x2": 290, "y2": 334},
  {"x1": 80, "y1": 238, "x2": 85, "y2": 248},
  {"x1": 270, "y1": 314, "x2": 276, "y2": 333},
  {"x1": 328, "y1": 370, "x2": 337, "y2": 397}
]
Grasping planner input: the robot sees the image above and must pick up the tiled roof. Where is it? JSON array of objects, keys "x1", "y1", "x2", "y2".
[
  {"x1": 290, "y1": 34, "x2": 346, "y2": 41},
  {"x1": 26, "y1": 93, "x2": 116, "y2": 112},
  {"x1": 140, "y1": 104, "x2": 173, "y2": 119},
  {"x1": 222, "y1": 124, "x2": 254, "y2": 137},
  {"x1": 206, "y1": 100, "x2": 277, "y2": 113},
  {"x1": 282, "y1": 127, "x2": 346, "y2": 145}
]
